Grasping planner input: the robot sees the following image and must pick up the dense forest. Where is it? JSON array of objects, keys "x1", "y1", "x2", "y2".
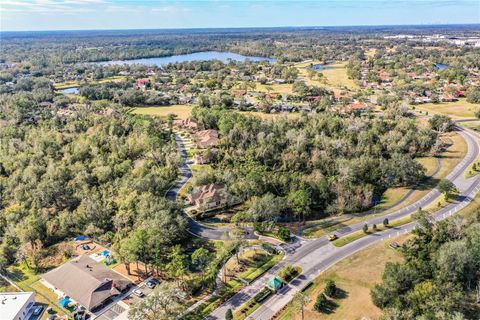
[
  {"x1": 372, "y1": 211, "x2": 480, "y2": 319},
  {"x1": 0, "y1": 92, "x2": 186, "y2": 270},
  {"x1": 191, "y1": 106, "x2": 438, "y2": 221}
]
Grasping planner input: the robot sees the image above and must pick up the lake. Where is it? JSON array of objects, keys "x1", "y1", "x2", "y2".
[
  {"x1": 98, "y1": 51, "x2": 276, "y2": 66},
  {"x1": 60, "y1": 87, "x2": 79, "y2": 94}
]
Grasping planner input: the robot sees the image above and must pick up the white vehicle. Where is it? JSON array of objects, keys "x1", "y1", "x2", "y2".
[{"x1": 133, "y1": 289, "x2": 144, "y2": 297}]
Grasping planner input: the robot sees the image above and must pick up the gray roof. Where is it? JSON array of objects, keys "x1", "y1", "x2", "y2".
[{"x1": 42, "y1": 255, "x2": 130, "y2": 310}]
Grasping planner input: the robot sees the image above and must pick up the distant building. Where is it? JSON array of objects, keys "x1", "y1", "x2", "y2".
[
  {"x1": 344, "y1": 103, "x2": 368, "y2": 113},
  {"x1": 42, "y1": 255, "x2": 131, "y2": 312},
  {"x1": 0, "y1": 292, "x2": 36, "y2": 320},
  {"x1": 172, "y1": 118, "x2": 201, "y2": 132},
  {"x1": 193, "y1": 129, "x2": 220, "y2": 149},
  {"x1": 135, "y1": 79, "x2": 150, "y2": 90}
]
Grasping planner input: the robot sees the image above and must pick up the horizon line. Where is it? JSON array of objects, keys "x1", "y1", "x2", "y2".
[{"x1": 2, "y1": 23, "x2": 480, "y2": 34}]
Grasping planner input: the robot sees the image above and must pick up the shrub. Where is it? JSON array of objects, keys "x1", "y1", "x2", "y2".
[
  {"x1": 324, "y1": 279, "x2": 337, "y2": 297},
  {"x1": 277, "y1": 226, "x2": 291, "y2": 242},
  {"x1": 363, "y1": 224, "x2": 368, "y2": 233},
  {"x1": 373, "y1": 224, "x2": 377, "y2": 231},
  {"x1": 314, "y1": 293, "x2": 328, "y2": 312},
  {"x1": 254, "y1": 287, "x2": 273, "y2": 303},
  {"x1": 279, "y1": 264, "x2": 295, "y2": 280},
  {"x1": 225, "y1": 308, "x2": 233, "y2": 320},
  {"x1": 383, "y1": 218, "x2": 389, "y2": 226}
]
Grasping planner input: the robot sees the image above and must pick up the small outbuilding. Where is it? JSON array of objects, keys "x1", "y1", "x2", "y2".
[{"x1": 267, "y1": 276, "x2": 284, "y2": 292}]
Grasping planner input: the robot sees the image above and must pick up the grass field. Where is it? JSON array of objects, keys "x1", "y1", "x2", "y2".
[
  {"x1": 133, "y1": 104, "x2": 193, "y2": 119},
  {"x1": 255, "y1": 83, "x2": 293, "y2": 94},
  {"x1": 321, "y1": 63, "x2": 358, "y2": 91},
  {"x1": 54, "y1": 75, "x2": 127, "y2": 90},
  {"x1": 415, "y1": 99, "x2": 480, "y2": 120},
  {"x1": 239, "y1": 111, "x2": 301, "y2": 121},
  {"x1": 275, "y1": 235, "x2": 408, "y2": 320},
  {"x1": 295, "y1": 61, "x2": 358, "y2": 92}
]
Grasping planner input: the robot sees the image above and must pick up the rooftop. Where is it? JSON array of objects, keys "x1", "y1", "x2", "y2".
[
  {"x1": 42, "y1": 255, "x2": 131, "y2": 311},
  {"x1": 0, "y1": 292, "x2": 35, "y2": 320}
]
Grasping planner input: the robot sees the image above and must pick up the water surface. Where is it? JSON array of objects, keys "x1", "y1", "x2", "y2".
[
  {"x1": 60, "y1": 87, "x2": 79, "y2": 94},
  {"x1": 98, "y1": 51, "x2": 276, "y2": 66}
]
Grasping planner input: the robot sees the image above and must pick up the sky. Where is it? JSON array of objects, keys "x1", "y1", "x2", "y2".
[{"x1": 0, "y1": 0, "x2": 479, "y2": 32}]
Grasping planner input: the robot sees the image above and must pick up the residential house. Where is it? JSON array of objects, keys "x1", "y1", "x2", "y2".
[
  {"x1": 136, "y1": 79, "x2": 150, "y2": 90},
  {"x1": 379, "y1": 70, "x2": 391, "y2": 83},
  {"x1": 441, "y1": 94, "x2": 458, "y2": 102},
  {"x1": 194, "y1": 129, "x2": 220, "y2": 149},
  {"x1": 188, "y1": 183, "x2": 228, "y2": 210},
  {"x1": 1, "y1": 292, "x2": 36, "y2": 320},
  {"x1": 344, "y1": 103, "x2": 368, "y2": 113},
  {"x1": 42, "y1": 255, "x2": 131, "y2": 312},
  {"x1": 172, "y1": 118, "x2": 201, "y2": 132}
]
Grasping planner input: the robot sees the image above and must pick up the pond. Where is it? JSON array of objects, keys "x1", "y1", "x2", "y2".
[
  {"x1": 97, "y1": 51, "x2": 276, "y2": 66},
  {"x1": 60, "y1": 87, "x2": 79, "y2": 94},
  {"x1": 311, "y1": 63, "x2": 334, "y2": 71},
  {"x1": 435, "y1": 63, "x2": 449, "y2": 70}
]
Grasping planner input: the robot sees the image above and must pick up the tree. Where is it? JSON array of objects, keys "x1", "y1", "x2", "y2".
[
  {"x1": 428, "y1": 114, "x2": 454, "y2": 132},
  {"x1": 191, "y1": 247, "x2": 212, "y2": 280},
  {"x1": 314, "y1": 293, "x2": 328, "y2": 312},
  {"x1": 293, "y1": 291, "x2": 310, "y2": 320},
  {"x1": 128, "y1": 283, "x2": 186, "y2": 320},
  {"x1": 383, "y1": 218, "x2": 389, "y2": 227},
  {"x1": 324, "y1": 279, "x2": 337, "y2": 297},
  {"x1": 277, "y1": 226, "x2": 291, "y2": 242},
  {"x1": 225, "y1": 308, "x2": 233, "y2": 320},
  {"x1": 466, "y1": 86, "x2": 480, "y2": 104},
  {"x1": 287, "y1": 189, "x2": 312, "y2": 223},
  {"x1": 166, "y1": 245, "x2": 189, "y2": 286},
  {"x1": 363, "y1": 224, "x2": 369, "y2": 233},
  {"x1": 475, "y1": 108, "x2": 480, "y2": 120},
  {"x1": 437, "y1": 179, "x2": 458, "y2": 200}
]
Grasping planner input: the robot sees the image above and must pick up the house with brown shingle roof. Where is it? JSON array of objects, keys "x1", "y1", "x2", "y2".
[
  {"x1": 172, "y1": 118, "x2": 201, "y2": 132},
  {"x1": 194, "y1": 129, "x2": 220, "y2": 149},
  {"x1": 42, "y1": 255, "x2": 131, "y2": 312},
  {"x1": 188, "y1": 183, "x2": 228, "y2": 210}
]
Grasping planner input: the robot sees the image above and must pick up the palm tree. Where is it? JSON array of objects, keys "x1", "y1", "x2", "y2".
[{"x1": 293, "y1": 291, "x2": 310, "y2": 320}]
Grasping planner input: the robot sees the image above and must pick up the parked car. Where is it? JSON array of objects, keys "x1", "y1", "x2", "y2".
[
  {"x1": 133, "y1": 289, "x2": 144, "y2": 297},
  {"x1": 146, "y1": 279, "x2": 157, "y2": 289},
  {"x1": 33, "y1": 306, "x2": 44, "y2": 316},
  {"x1": 81, "y1": 244, "x2": 90, "y2": 250},
  {"x1": 327, "y1": 234, "x2": 338, "y2": 241}
]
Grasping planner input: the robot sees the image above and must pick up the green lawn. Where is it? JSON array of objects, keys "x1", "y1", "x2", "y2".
[
  {"x1": 276, "y1": 235, "x2": 408, "y2": 320},
  {"x1": 6, "y1": 264, "x2": 70, "y2": 319},
  {"x1": 416, "y1": 99, "x2": 480, "y2": 120},
  {"x1": 332, "y1": 215, "x2": 413, "y2": 247},
  {"x1": 133, "y1": 104, "x2": 193, "y2": 119}
]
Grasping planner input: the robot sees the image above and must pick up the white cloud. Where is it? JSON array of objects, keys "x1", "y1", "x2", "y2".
[
  {"x1": 151, "y1": 5, "x2": 191, "y2": 13},
  {"x1": 1, "y1": 0, "x2": 110, "y2": 13}
]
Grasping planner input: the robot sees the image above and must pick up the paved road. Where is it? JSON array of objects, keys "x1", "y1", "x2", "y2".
[
  {"x1": 166, "y1": 133, "x2": 257, "y2": 240},
  {"x1": 208, "y1": 127, "x2": 480, "y2": 320}
]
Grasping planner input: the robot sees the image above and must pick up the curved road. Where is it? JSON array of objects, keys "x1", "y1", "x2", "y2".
[
  {"x1": 207, "y1": 126, "x2": 480, "y2": 320},
  {"x1": 166, "y1": 133, "x2": 257, "y2": 240}
]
